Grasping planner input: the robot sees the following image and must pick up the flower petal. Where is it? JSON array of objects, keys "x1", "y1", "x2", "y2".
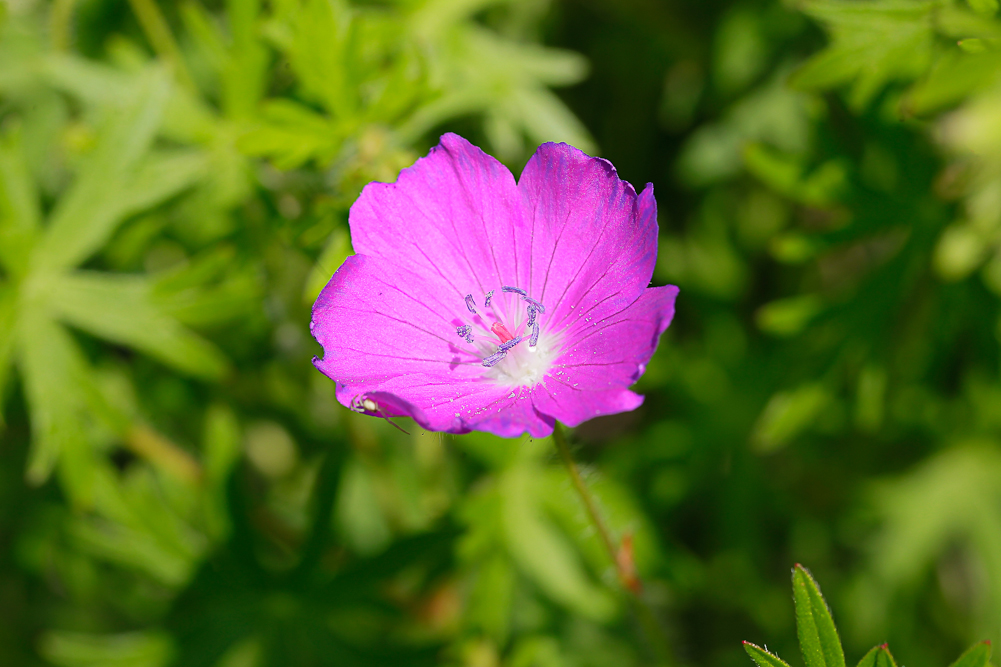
[
  {"x1": 533, "y1": 285, "x2": 678, "y2": 427},
  {"x1": 516, "y1": 143, "x2": 659, "y2": 335},
  {"x1": 348, "y1": 133, "x2": 526, "y2": 307},
  {"x1": 311, "y1": 254, "x2": 555, "y2": 436}
]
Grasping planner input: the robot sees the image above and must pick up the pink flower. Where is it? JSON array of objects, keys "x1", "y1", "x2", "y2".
[{"x1": 311, "y1": 134, "x2": 678, "y2": 437}]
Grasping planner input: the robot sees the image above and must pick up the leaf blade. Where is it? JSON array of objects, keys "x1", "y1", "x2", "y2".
[
  {"x1": 793, "y1": 564, "x2": 846, "y2": 667},
  {"x1": 745, "y1": 642, "x2": 793, "y2": 667}
]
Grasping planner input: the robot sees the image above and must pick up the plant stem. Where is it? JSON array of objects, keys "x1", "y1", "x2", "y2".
[
  {"x1": 552, "y1": 422, "x2": 673, "y2": 666},
  {"x1": 127, "y1": 0, "x2": 197, "y2": 92}
]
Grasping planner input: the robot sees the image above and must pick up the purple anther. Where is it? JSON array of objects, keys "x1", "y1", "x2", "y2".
[
  {"x1": 526, "y1": 304, "x2": 537, "y2": 328},
  {"x1": 522, "y1": 295, "x2": 546, "y2": 314},
  {"x1": 529, "y1": 322, "x2": 540, "y2": 347},
  {"x1": 498, "y1": 335, "x2": 523, "y2": 352},
  {"x1": 465, "y1": 334, "x2": 474, "y2": 344},
  {"x1": 456, "y1": 324, "x2": 472, "y2": 339},
  {"x1": 464, "y1": 294, "x2": 477, "y2": 314},
  {"x1": 502, "y1": 285, "x2": 527, "y2": 297},
  {"x1": 482, "y1": 350, "x2": 506, "y2": 367},
  {"x1": 484, "y1": 290, "x2": 494, "y2": 307}
]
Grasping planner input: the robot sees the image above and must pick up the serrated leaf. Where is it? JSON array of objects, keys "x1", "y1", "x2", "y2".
[
  {"x1": 48, "y1": 271, "x2": 228, "y2": 380},
  {"x1": 792, "y1": 0, "x2": 936, "y2": 109},
  {"x1": 793, "y1": 564, "x2": 846, "y2": 667},
  {"x1": 238, "y1": 100, "x2": 342, "y2": 169},
  {"x1": 950, "y1": 642, "x2": 993, "y2": 667},
  {"x1": 34, "y1": 70, "x2": 171, "y2": 271},
  {"x1": 856, "y1": 645, "x2": 898, "y2": 667},
  {"x1": 744, "y1": 642, "x2": 793, "y2": 667}
]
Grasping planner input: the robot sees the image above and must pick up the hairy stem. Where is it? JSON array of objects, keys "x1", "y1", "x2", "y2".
[{"x1": 552, "y1": 422, "x2": 673, "y2": 666}]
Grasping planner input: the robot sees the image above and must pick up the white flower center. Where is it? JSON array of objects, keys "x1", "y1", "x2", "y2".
[{"x1": 485, "y1": 329, "x2": 562, "y2": 387}]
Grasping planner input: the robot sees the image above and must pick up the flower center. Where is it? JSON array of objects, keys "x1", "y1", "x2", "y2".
[{"x1": 451, "y1": 285, "x2": 559, "y2": 386}]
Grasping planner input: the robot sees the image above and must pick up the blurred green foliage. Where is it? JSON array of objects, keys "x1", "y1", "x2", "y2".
[{"x1": 4, "y1": 0, "x2": 1001, "y2": 666}]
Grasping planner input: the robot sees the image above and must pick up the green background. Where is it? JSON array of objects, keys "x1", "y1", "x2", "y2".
[{"x1": 2, "y1": 0, "x2": 1000, "y2": 665}]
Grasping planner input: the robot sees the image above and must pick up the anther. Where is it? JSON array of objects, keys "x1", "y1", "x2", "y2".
[
  {"x1": 502, "y1": 285, "x2": 527, "y2": 296},
  {"x1": 529, "y1": 322, "x2": 540, "y2": 347},
  {"x1": 522, "y1": 295, "x2": 546, "y2": 313},
  {"x1": 484, "y1": 290, "x2": 494, "y2": 307},
  {"x1": 456, "y1": 324, "x2": 471, "y2": 339},
  {"x1": 464, "y1": 294, "x2": 477, "y2": 314},
  {"x1": 526, "y1": 304, "x2": 537, "y2": 328},
  {"x1": 498, "y1": 335, "x2": 523, "y2": 352},
  {"x1": 482, "y1": 351, "x2": 506, "y2": 367}
]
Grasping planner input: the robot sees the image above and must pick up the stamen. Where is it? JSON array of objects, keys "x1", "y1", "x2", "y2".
[
  {"x1": 484, "y1": 290, "x2": 494, "y2": 307},
  {"x1": 526, "y1": 304, "x2": 537, "y2": 328},
  {"x1": 529, "y1": 322, "x2": 540, "y2": 347},
  {"x1": 498, "y1": 335, "x2": 523, "y2": 352},
  {"x1": 464, "y1": 294, "x2": 477, "y2": 314},
  {"x1": 522, "y1": 295, "x2": 546, "y2": 314},
  {"x1": 502, "y1": 285, "x2": 527, "y2": 296},
  {"x1": 482, "y1": 351, "x2": 506, "y2": 367},
  {"x1": 491, "y1": 321, "x2": 515, "y2": 343},
  {"x1": 456, "y1": 324, "x2": 473, "y2": 344}
]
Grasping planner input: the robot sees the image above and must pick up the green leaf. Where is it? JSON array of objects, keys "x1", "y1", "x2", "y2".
[
  {"x1": 39, "y1": 630, "x2": 173, "y2": 667},
  {"x1": 793, "y1": 564, "x2": 846, "y2": 667},
  {"x1": 238, "y1": 99, "x2": 341, "y2": 169},
  {"x1": 0, "y1": 129, "x2": 40, "y2": 277},
  {"x1": 744, "y1": 641, "x2": 793, "y2": 667},
  {"x1": 792, "y1": 0, "x2": 936, "y2": 109},
  {"x1": 33, "y1": 70, "x2": 172, "y2": 271},
  {"x1": 968, "y1": 0, "x2": 999, "y2": 17},
  {"x1": 501, "y1": 464, "x2": 617, "y2": 621},
  {"x1": 752, "y1": 383, "x2": 831, "y2": 452},
  {"x1": 16, "y1": 309, "x2": 96, "y2": 499},
  {"x1": 224, "y1": 0, "x2": 269, "y2": 119},
  {"x1": 48, "y1": 272, "x2": 228, "y2": 380},
  {"x1": 949, "y1": 642, "x2": 993, "y2": 667},
  {"x1": 0, "y1": 285, "x2": 16, "y2": 423},
  {"x1": 856, "y1": 645, "x2": 898, "y2": 667},
  {"x1": 756, "y1": 295, "x2": 824, "y2": 337},
  {"x1": 118, "y1": 149, "x2": 208, "y2": 217},
  {"x1": 304, "y1": 227, "x2": 352, "y2": 303}
]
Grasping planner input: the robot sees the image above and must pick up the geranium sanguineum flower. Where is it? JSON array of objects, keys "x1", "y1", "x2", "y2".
[{"x1": 311, "y1": 133, "x2": 678, "y2": 437}]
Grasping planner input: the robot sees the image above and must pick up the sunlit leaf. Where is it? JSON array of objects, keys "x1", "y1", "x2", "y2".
[
  {"x1": 856, "y1": 644, "x2": 898, "y2": 667},
  {"x1": 16, "y1": 308, "x2": 95, "y2": 496},
  {"x1": 48, "y1": 272, "x2": 228, "y2": 380},
  {"x1": 793, "y1": 564, "x2": 845, "y2": 667},
  {"x1": 949, "y1": 642, "x2": 993, "y2": 667},
  {"x1": 744, "y1": 641, "x2": 793, "y2": 667},
  {"x1": 34, "y1": 70, "x2": 172, "y2": 271}
]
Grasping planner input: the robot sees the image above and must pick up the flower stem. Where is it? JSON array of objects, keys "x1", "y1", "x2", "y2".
[{"x1": 552, "y1": 422, "x2": 673, "y2": 666}]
